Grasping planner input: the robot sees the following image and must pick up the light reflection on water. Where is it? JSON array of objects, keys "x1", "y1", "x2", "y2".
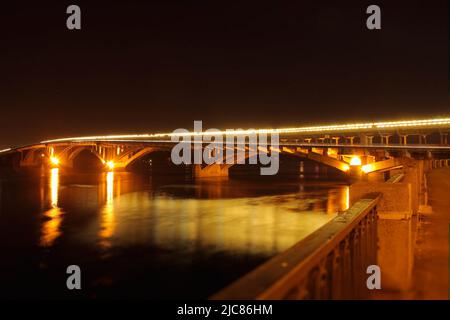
[
  {"x1": 40, "y1": 171, "x2": 349, "y2": 257},
  {"x1": 0, "y1": 170, "x2": 349, "y2": 298},
  {"x1": 103, "y1": 191, "x2": 347, "y2": 256},
  {"x1": 39, "y1": 168, "x2": 63, "y2": 247},
  {"x1": 98, "y1": 171, "x2": 115, "y2": 249}
]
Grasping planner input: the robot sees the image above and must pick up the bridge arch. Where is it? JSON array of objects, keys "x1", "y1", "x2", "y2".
[
  {"x1": 67, "y1": 147, "x2": 105, "y2": 170},
  {"x1": 206, "y1": 146, "x2": 348, "y2": 172},
  {"x1": 222, "y1": 148, "x2": 350, "y2": 178},
  {"x1": 67, "y1": 146, "x2": 103, "y2": 163},
  {"x1": 115, "y1": 146, "x2": 169, "y2": 169}
]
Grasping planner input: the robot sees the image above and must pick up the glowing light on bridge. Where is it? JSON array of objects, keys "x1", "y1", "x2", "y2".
[
  {"x1": 349, "y1": 156, "x2": 362, "y2": 166},
  {"x1": 362, "y1": 164, "x2": 373, "y2": 173},
  {"x1": 106, "y1": 161, "x2": 115, "y2": 170},
  {"x1": 0, "y1": 148, "x2": 11, "y2": 153},
  {"x1": 38, "y1": 117, "x2": 450, "y2": 144},
  {"x1": 50, "y1": 156, "x2": 60, "y2": 166}
]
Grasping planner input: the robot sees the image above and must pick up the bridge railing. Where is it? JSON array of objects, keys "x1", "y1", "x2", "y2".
[
  {"x1": 431, "y1": 159, "x2": 450, "y2": 169},
  {"x1": 211, "y1": 193, "x2": 381, "y2": 300}
]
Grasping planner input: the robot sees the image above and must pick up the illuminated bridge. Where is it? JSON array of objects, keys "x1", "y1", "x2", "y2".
[
  {"x1": 1, "y1": 117, "x2": 450, "y2": 178},
  {"x1": 1, "y1": 117, "x2": 450, "y2": 300}
]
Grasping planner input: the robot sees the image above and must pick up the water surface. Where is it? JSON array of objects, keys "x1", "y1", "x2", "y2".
[{"x1": 0, "y1": 170, "x2": 349, "y2": 299}]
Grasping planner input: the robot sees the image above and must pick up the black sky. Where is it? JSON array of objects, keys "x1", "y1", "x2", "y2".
[{"x1": 0, "y1": 1, "x2": 449, "y2": 148}]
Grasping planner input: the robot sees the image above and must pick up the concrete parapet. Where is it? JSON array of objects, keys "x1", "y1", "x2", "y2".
[
  {"x1": 350, "y1": 182, "x2": 412, "y2": 219},
  {"x1": 401, "y1": 158, "x2": 422, "y2": 213},
  {"x1": 377, "y1": 219, "x2": 415, "y2": 292},
  {"x1": 350, "y1": 178, "x2": 416, "y2": 293}
]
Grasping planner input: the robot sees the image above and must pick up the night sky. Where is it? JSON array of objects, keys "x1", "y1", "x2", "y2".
[{"x1": 0, "y1": 1, "x2": 448, "y2": 148}]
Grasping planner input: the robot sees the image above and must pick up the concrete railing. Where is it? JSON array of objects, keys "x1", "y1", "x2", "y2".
[
  {"x1": 350, "y1": 181, "x2": 411, "y2": 219},
  {"x1": 211, "y1": 193, "x2": 381, "y2": 300}
]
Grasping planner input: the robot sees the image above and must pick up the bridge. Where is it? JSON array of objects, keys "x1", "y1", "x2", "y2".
[
  {"x1": 2, "y1": 116, "x2": 450, "y2": 299},
  {"x1": 1, "y1": 117, "x2": 450, "y2": 178}
]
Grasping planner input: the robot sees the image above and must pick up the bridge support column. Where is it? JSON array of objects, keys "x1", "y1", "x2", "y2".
[
  {"x1": 346, "y1": 136, "x2": 355, "y2": 145},
  {"x1": 440, "y1": 133, "x2": 448, "y2": 145},
  {"x1": 381, "y1": 135, "x2": 392, "y2": 145},
  {"x1": 359, "y1": 133, "x2": 373, "y2": 145},
  {"x1": 332, "y1": 137, "x2": 341, "y2": 145},
  {"x1": 193, "y1": 164, "x2": 229, "y2": 178},
  {"x1": 20, "y1": 149, "x2": 44, "y2": 168},
  {"x1": 400, "y1": 135, "x2": 408, "y2": 145},
  {"x1": 419, "y1": 134, "x2": 428, "y2": 144},
  {"x1": 348, "y1": 166, "x2": 363, "y2": 180}
]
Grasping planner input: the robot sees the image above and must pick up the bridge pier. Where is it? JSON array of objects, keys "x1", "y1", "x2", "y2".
[
  {"x1": 346, "y1": 136, "x2": 355, "y2": 144},
  {"x1": 332, "y1": 136, "x2": 341, "y2": 145},
  {"x1": 440, "y1": 133, "x2": 448, "y2": 145},
  {"x1": 400, "y1": 134, "x2": 408, "y2": 145},
  {"x1": 358, "y1": 133, "x2": 373, "y2": 145},
  {"x1": 381, "y1": 134, "x2": 392, "y2": 145},
  {"x1": 419, "y1": 134, "x2": 428, "y2": 144},
  {"x1": 193, "y1": 164, "x2": 229, "y2": 178}
]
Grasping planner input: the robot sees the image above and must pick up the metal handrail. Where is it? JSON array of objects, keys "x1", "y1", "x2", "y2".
[{"x1": 211, "y1": 193, "x2": 381, "y2": 300}]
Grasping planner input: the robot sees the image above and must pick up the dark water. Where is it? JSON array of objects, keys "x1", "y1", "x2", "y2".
[{"x1": 0, "y1": 169, "x2": 349, "y2": 299}]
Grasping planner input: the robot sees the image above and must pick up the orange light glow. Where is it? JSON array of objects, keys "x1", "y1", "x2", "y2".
[
  {"x1": 50, "y1": 156, "x2": 59, "y2": 166},
  {"x1": 106, "y1": 161, "x2": 115, "y2": 170},
  {"x1": 99, "y1": 171, "x2": 115, "y2": 248},
  {"x1": 349, "y1": 156, "x2": 362, "y2": 166},
  {"x1": 39, "y1": 117, "x2": 450, "y2": 143},
  {"x1": 40, "y1": 168, "x2": 62, "y2": 247},
  {"x1": 50, "y1": 168, "x2": 59, "y2": 207},
  {"x1": 362, "y1": 164, "x2": 373, "y2": 173}
]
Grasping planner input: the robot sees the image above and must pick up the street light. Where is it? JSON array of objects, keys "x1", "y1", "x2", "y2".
[
  {"x1": 50, "y1": 156, "x2": 59, "y2": 166},
  {"x1": 106, "y1": 161, "x2": 115, "y2": 170}
]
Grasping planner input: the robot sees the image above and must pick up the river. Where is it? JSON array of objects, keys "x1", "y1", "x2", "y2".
[{"x1": 0, "y1": 169, "x2": 349, "y2": 299}]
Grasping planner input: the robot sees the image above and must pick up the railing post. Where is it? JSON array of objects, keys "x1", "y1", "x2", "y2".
[
  {"x1": 342, "y1": 237, "x2": 352, "y2": 299},
  {"x1": 331, "y1": 247, "x2": 342, "y2": 299}
]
